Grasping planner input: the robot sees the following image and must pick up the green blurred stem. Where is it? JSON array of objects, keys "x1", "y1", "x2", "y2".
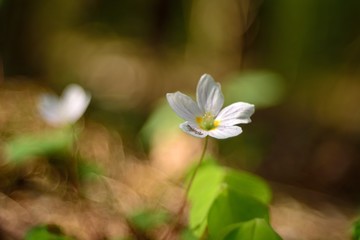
[
  {"x1": 162, "y1": 136, "x2": 209, "y2": 240},
  {"x1": 70, "y1": 124, "x2": 80, "y2": 190},
  {"x1": 184, "y1": 136, "x2": 208, "y2": 197}
]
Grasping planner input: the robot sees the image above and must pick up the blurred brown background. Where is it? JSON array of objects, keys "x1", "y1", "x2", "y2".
[
  {"x1": 1, "y1": 0, "x2": 360, "y2": 239},
  {"x1": 2, "y1": 0, "x2": 360, "y2": 197}
]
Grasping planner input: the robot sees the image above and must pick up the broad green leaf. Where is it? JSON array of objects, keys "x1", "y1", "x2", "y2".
[
  {"x1": 221, "y1": 219, "x2": 282, "y2": 240},
  {"x1": 187, "y1": 163, "x2": 226, "y2": 237},
  {"x1": 25, "y1": 225, "x2": 74, "y2": 240},
  {"x1": 207, "y1": 188, "x2": 269, "y2": 240},
  {"x1": 187, "y1": 161, "x2": 272, "y2": 238},
  {"x1": 5, "y1": 128, "x2": 75, "y2": 163},
  {"x1": 129, "y1": 209, "x2": 169, "y2": 231},
  {"x1": 224, "y1": 169, "x2": 272, "y2": 204},
  {"x1": 224, "y1": 71, "x2": 286, "y2": 108}
]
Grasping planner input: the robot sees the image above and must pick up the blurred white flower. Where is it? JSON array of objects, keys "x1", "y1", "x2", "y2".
[
  {"x1": 38, "y1": 84, "x2": 91, "y2": 126},
  {"x1": 167, "y1": 74, "x2": 254, "y2": 139}
]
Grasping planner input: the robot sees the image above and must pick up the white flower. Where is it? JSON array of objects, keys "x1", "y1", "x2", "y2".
[
  {"x1": 167, "y1": 74, "x2": 254, "y2": 139},
  {"x1": 38, "y1": 84, "x2": 91, "y2": 126}
]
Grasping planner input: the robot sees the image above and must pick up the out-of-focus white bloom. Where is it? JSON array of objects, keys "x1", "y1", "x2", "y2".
[
  {"x1": 38, "y1": 84, "x2": 91, "y2": 126},
  {"x1": 167, "y1": 74, "x2": 254, "y2": 139}
]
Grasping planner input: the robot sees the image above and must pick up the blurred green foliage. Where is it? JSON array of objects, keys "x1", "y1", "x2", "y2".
[
  {"x1": 140, "y1": 100, "x2": 182, "y2": 149},
  {"x1": 25, "y1": 225, "x2": 74, "y2": 240},
  {"x1": 352, "y1": 218, "x2": 360, "y2": 240},
  {"x1": 77, "y1": 160, "x2": 103, "y2": 182},
  {"x1": 224, "y1": 71, "x2": 286, "y2": 108},
  {"x1": 181, "y1": 228, "x2": 198, "y2": 240},
  {"x1": 5, "y1": 128, "x2": 74, "y2": 164},
  {"x1": 259, "y1": 0, "x2": 360, "y2": 80},
  {"x1": 129, "y1": 208, "x2": 169, "y2": 232},
  {"x1": 219, "y1": 219, "x2": 281, "y2": 240},
  {"x1": 4, "y1": 126, "x2": 103, "y2": 188}
]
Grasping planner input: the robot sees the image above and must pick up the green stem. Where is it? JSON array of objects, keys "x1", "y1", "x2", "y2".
[
  {"x1": 162, "y1": 136, "x2": 209, "y2": 240},
  {"x1": 69, "y1": 124, "x2": 80, "y2": 191},
  {"x1": 184, "y1": 136, "x2": 209, "y2": 198}
]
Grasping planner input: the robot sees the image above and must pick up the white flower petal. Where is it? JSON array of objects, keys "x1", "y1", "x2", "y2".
[
  {"x1": 167, "y1": 92, "x2": 202, "y2": 123},
  {"x1": 38, "y1": 94, "x2": 63, "y2": 126},
  {"x1": 216, "y1": 102, "x2": 255, "y2": 126},
  {"x1": 196, "y1": 74, "x2": 224, "y2": 115},
  {"x1": 209, "y1": 125, "x2": 243, "y2": 139},
  {"x1": 180, "y1": 122, "x2": 208, "y2": 138},
  {"x1": 60, "y1": 84, "x2": 91, "y2": 124}
]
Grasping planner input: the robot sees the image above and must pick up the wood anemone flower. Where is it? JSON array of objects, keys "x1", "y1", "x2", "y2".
[
  {"x1": 167, "y1": 74, "x2": 254, "y2": 139},
  {"x1": 38, "y1": 84, "x2": 91, "y2": 126}
]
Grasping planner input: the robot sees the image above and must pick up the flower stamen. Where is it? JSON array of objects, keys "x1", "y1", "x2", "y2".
[{"x1": 197, "y1": 112, "x2": 218, "y2": 130}]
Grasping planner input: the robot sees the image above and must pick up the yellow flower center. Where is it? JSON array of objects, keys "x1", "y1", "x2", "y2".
[{"x1": 196, "y1": 113, "x2": 220, "y2": 131}]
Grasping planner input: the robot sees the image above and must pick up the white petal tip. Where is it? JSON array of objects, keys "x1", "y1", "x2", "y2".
[
  {"x1": 166, "y1": 91, "x2": 181, "y2": 98},
  {"x1": 209, "y1": 126, "x2": 243, "y2": 139},
  {"x1": 199, "y1": 73, "x2": 215, "y2": 83},
  {"x1": 201, "y1": 73, "x2": 211, "y2": 78}
]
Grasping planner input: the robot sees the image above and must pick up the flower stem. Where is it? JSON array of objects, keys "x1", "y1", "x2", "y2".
[
  {"x1": 162, "y1": 136, "x2": 209, "y2": 240},
  {"x1": 184, "y1": 136, "x2": 209, "y2": 198}
]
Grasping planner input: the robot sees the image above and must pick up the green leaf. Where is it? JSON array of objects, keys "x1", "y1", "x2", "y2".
[
  {"x1": 352, "y1": 218, "x2": 360, "y2": 240},
  {"x1": 224, "y1": 71, "x2": 286, "y2": 108},
  {"x1": 5, "y1": 128, "x2": 74, "y2": 164},
  {"x1": 25, "y1": 225, "x2": 74, "y2": 240},
  {"x1": 224, "y1": 169, "x2": 272, "y2": 204},
  {"x1": 129, "y1": 209, "x2": 169, "y2": 231},
  {"x1": 207, "y1": 188, "x2": 269, "y2": 240},
  {"x1": 180, "y1": 228, "x2": 199, "y2": 240},
  {"x1": 221, "y1": 219, "x2": 282, "y2": 240},
  {"x1": 187, "y1": 163, "x2": 226, "y2": 237},
  {"x1": 187, "y1": 161, "x2": 272, "y2": 237}
]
